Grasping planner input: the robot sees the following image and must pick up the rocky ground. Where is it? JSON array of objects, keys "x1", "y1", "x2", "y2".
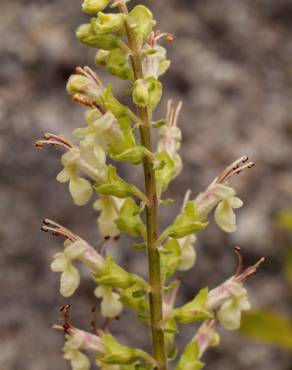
[{"x1": 1, "y1": 0, "x2": 292, "y2": 369}]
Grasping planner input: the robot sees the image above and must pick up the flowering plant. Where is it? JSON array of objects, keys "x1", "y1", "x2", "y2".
[{"x1": 36, "y1": 1, "x2": 264, "y2": 369}]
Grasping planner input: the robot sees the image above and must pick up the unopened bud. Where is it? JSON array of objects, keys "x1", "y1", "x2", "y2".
[
  {"x1": 95, "y1": 12, "x2": 126, "y2": 34},
  {"x1": 82, "y1": 0, "x2": 111, "y2": 14}
]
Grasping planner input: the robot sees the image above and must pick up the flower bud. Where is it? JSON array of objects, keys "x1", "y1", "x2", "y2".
[
  {"x1": 94, "y1": 12, "x2": 126, "y2": 34},
  {"x1": 128, "y1": 5, "x2": 154, "y2": 44},
  {"x1": 132, "y1": 79, "x2": 149, "y2": 107},
  {"x1": 82, "y1": 0, "x2": 111, "y2": 14},
  {"x1": 66, "y1": 74, "x2": 103, "y2": 102}
]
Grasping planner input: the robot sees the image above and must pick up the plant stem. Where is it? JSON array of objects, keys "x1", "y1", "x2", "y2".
[{"x1": 118, "y1": 2, "x2": 167, "y2": 369}]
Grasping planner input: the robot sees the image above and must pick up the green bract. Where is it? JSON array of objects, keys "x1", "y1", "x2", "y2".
[
  {"x1": 160, "y1": 239, "x2": 181, "y2": 281},
  {"x1": 101, "y1": 335, "x2": 139, "y2": 365},
  {"x1": 120, "y1": 284, "x2": 149, "y2": 321},
  {"x1": 95, "y1": 256, "x2": 142, "y2": 289},
  {"x1": 168, "y1": 202, "x2": 208, "y2": 238},
  {"x1": 172, "y1": 288, "x2": 213, "y2": 324},
  {"x1": 115, "y1": 198, "x2": 146, "y2": 237},
  {"x1": 176, "y1": 342, "x2": 204, "y2": 370},
  {"x1": 106, "y1": 48, "x2": 133, "y2": 80},
  {"x1": 155, "y1": 151, "x2": 177, "y2": 195},
  {"x1": 95, "y1": 165, "x2": 136, "y2": 198},
  {"x1": 133, "y1": 79, "x2": 149, "y2": 107},
  {"x1": 132, "y1": 77, "x2": 162, "y2": 110},
  {"x1": 112, "y1": 146, "x2": 148, "y2": 164}
]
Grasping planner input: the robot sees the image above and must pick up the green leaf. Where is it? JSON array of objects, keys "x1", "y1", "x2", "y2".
[
  {"x1": 128, "y1": 5, "x2": 154, "y2": 44},
  {"x1": 176, "y1": 341, "x2": 204, "y2": 370},
  {"x1": 173, "y1": 288, "x2": 213, "y2": 324},
  {"x1": 115, "y1": 198, "x2": 146, "y2": 237},
  {"x1": 240, "y1": 310, "x2": 292, "y2": 350},
  {"x1": 168, "y1": 202, "x2": 208, "y2": 238}
]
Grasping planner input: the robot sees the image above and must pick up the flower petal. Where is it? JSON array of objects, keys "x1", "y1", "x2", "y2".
[
  {"x1": 94, "y1": 286, "x2": 123, "y2": 318},
  {"x1": 60, "y1": 264, "x2": 80, "y2": 297},
  {"x1": 64, "y1": 240, "x2": 87, "y2": 260},
  {"x1": 230, "y1": 196, "x2": 243, "y2": 209},
  {"x1": 214, "y1": 200, "x2": 237, "y2": 233},
  {"x1": 51, "y1": 253, "x2": 68, "y2": 272},
  {"x1": 69, "y1": 177, "x2": 93, "y2": 206},
  {"x1": 218, "y1": 300, "x2": 241, "y2": 330}
]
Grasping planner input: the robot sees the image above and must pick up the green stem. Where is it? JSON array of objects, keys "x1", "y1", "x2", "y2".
[{"x1": 118, "y1": 2, "x2": 167, "y2": 369}]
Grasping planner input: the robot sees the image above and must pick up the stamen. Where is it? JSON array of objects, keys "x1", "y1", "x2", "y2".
[
  {"x1": 75, "y1": 66, "x2": 103, "y2": 86},
  {"x1": 91, "y1": 306, "x2": 100, "y2": 335},
  {"x1": 35, "y1": 133, "x2": 73, "y2": 150},
  {"x1": 41, "y1": 219, "x2": 78, "y2": 242},
  {"x1": 166, "y1": 100, "x2": 172, "y2": 125},
  {"x1": 72, "y1": 93, "x2": 96, "y2": 107},
  {"x1": 60, "y1": 304, "x2": 73, "y2": 334},
  {"x1": 102, "y1": 318, "x2": 110, "y2": 333},
  {"x1": 235, "y1": 256, "x2": 266, "y2": 282},
  {"x1": 224, "y1": 162, "x2": 255, "y2": 182},
  {"x1": 172, "y1": 101, "x2": 182, "y2": 127},
  {"x1": 234, "y1": 246, "x2": 243, "y2": 277},
  {"x1": 217, "y1": 156, "x2": 255, "y2": 183}
]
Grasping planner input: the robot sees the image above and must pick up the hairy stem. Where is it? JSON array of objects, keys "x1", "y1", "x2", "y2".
[{"x1": 118, "y1": 2, "x2": 167, "y2": 369}]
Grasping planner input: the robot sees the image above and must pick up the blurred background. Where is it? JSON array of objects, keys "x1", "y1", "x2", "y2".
[{"x1": 1, "y1": 0, "x2": 292, "y2": 369}]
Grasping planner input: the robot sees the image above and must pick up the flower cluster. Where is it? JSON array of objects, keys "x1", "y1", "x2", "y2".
[{"x1": 36, "y1": 1, "x2": 264, "y2": 370}]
